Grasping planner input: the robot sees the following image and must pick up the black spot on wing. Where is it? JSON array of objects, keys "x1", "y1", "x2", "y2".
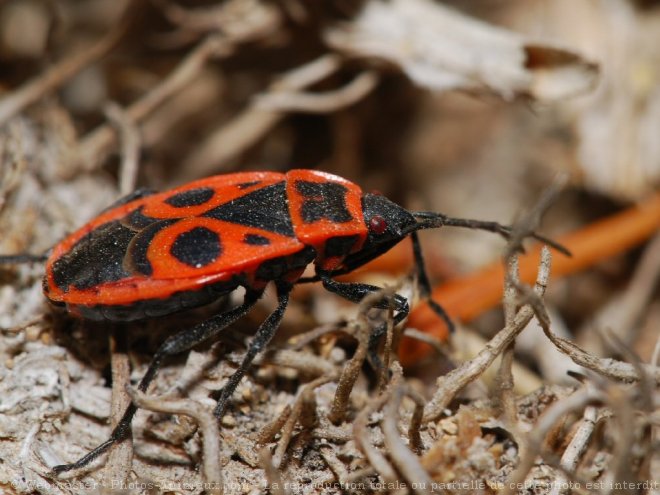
[
  {"x1": 244, "y1": 233, "x2": 271, "y2": 246},
  {"x1": 51, "y1": 221, "x2": 137, "y2": 291},
  {"x1": 171, "y1": 227, "x2": 222, "y2": 268},
  {"x1": 324, "y1": 235, "x2": 360, "y2": 257},
  {"x1": 125, "y1": 219, "x2": 177, "y2": 276},
  {"x1": 204, "y1": 182, "x2": 294, "y2": 236},
  {"x1": 296, "y1": 181, "x2": 352, "y2": 224},
  {"x1": 164, "y1": 187, "x2": 215, "y2": 207}
]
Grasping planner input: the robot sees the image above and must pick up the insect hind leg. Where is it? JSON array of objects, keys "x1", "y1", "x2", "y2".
[
  {"x1": 0, "y1": 253, "x2": 48, "y2": 264},
  {"x1": 52, "y1": 289, "x2": 262, "y2": 474}
]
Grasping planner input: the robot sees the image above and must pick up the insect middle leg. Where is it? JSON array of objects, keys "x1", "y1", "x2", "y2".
[
  {"x1": 214, "y1": 281, "x2": 291, "y2": 418},
  {"x1": 53, "y1": 289, "x2": 263, "y2": 474}
]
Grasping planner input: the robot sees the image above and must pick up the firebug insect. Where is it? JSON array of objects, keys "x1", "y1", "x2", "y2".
[{"x1": 1, "y1": 169, "x2": 565, "y2": 473}]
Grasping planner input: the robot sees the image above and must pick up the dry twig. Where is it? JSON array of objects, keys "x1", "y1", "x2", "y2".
[
  {"x1": 503, "y1": 385, "x2": 603, "y2": 495},
  {"x1": 328, "y1": 284, "x2": 398, "y2": 424},
  {"x1": 128, "y1": 390, "x2": 223, "y2": 495},
  {"x1": 255, "y1": 71, "x2": 379, "y2": 114},
  {"x1": 272, "y1": 375, "x2": 333, "y2": 468},
  {"x1": 353, "y1": 369, "x2": 402, "y2": 484},
  {"x1": 382, "y1": 384, "x2": 433, "y2": 495},
  {"x1": 102, "y1": 329, "x2": 133, "y2": 484},
  {"x1": 523, "y1": 283, "x2": 660, "y2": 384},
  {"x1": 424, "y1": 247, "x2": 553, "y2": 421},
  {"x1": 104, "y1": 103, "x2": 141, "y2": 195},
  {"x1": 495, "y1": 255, "x2": 520, "y2": 424},
  {"x1": 259, "y1": 447, "x2": 289, "y2": 495}
]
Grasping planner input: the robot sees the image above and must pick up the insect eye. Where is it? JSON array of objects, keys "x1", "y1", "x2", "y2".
[{"x1": 369, "y1": 215, "x2": 388, "y2": 235}]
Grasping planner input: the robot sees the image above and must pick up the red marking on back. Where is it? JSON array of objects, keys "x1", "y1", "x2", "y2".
[
  {"x1": 285, "y1": 170, "x2": 366, "y2": 271},
  {"x1": 45, "y1": 172, "x2": 291, "y2": 306}
]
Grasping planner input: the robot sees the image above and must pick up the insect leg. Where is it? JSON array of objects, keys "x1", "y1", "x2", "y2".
[
  {"x1": 0, "y1": 253, "x2": 48, "y2": 264},
  {"x1": 320, "y1": 276, "x2": 410, "y2": 367},
  {"x1": 411, "y1": 231, "x2": 454, "y2": 333},
  {"x1": 214, "y1": 282, "x2": 291, "y2": 417},
  {"x1": 53, "y1": 289, "x2": 262, "y2": 474}
]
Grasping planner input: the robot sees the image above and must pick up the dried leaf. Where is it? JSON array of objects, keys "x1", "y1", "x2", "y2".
[{"x1": 325, "y1": 0, "x2": 598, "y2": 101}]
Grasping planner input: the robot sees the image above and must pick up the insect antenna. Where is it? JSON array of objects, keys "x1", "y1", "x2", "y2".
[{"x1": 411, "y1": 211, "x2": 571, "y2": 256}]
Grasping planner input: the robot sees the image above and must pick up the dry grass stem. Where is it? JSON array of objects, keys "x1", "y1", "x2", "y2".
[
  {"x1": 255, "y1": 71, "x2": 379, "y2": 114},
  {"x1": 257, "y1": 405, "x2": 292, "y2": 444},
  {"x1": 424, "y1": 247, "x2": 552, "y2": 421},
  {"x1": 548, "y1": 406, "x2": 600, "y2": 495},
  {"x1": 102, "y1": 330, "x2": 133, "y2": 484},
  {"x1": 259, "y1": 447, "x2": 289, "y2": 495},
  {"x1": 285, "y1": 322, "x2": 345, "y2": 351},
  {"x1": 405, "y1": 386, "x2": 425, "y2": 455},
  {"x1": 503, "y1": 385, "x2": 604, "y2": 495},
  {"x1": 104, "y1": 102, "x2": 141, "y2": 195},
  {"x1": 272, "y1": 375, "x2": 332, "y2": 467},
  {"x1": 353, "y1": 368, "x2": 403, "y2": 483},
  {"x1": 128, "y1": 389, "x2": 223, "y2": 495},
  {"x1": 496, "y1": 255, "x2": 520, "y2": 423},
  {"x1": 328, "y1": 284, "x2": 398, "y2": 424},
  {"x1": 382, "y1": 385, "x2": 433, "y2": 495},
  {"x1": 261, "y1": 348, "x2": 336, "y2": 376},
  {"x1": 327, "y1": 323, "x2": 367, "y2": 424},
  {"x1": 319, "y1": 446, "x2": 349, "y2": 486},
  {"x1": 523, "y1": 282, "x2": 660, "y2": 384}
]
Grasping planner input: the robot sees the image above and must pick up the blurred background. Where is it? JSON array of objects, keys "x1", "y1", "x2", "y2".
[{"x1": 0, "y1": 0, "x2": 659, "y2": 491}]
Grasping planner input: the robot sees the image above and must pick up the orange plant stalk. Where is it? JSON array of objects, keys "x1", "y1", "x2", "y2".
[{"x1": 399, "y1": 191, "x2": 660, "y2": 366}]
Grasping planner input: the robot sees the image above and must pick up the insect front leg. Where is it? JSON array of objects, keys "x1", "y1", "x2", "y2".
[
  {"x1": 214, "y1": 281, "x2": 291, "y2": 418},
  {"x1": 52, "y1": 289, "x2": 262, "y2": 474},
  {"x1": 410, "y1": 231, "x2": 455, "y2": 333},
  {"x1": 320, "y1": 276, "x2": 410, "y2": 367}
]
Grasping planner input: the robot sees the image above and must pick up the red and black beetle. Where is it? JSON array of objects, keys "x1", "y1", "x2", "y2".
[{"x1": 3, "y1": 169, "x2": 564, "y2": 472}]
